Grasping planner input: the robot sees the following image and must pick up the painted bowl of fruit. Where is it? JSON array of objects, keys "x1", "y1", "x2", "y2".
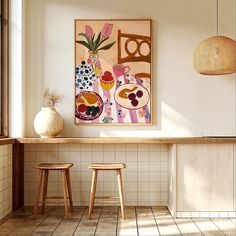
[
  {"x1": 75, "y1": 91, "x2": 104, "y2": 120},
  {"x1": 114, "y1": 84, "x2": 150, "y2": 110},
  {"x1": 100, "y1": 71, "x2": 115, "y2": 90}
]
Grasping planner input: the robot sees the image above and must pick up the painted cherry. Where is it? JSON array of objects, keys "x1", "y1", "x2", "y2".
[{"x1": 77, "y1": 104, "x2": 87, "y2": 112}]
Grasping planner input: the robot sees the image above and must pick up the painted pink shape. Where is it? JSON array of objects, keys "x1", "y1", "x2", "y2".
[
  {"x1": 92, "y1": 80, "x2": 100, "y2": 123},
  {"x1": 123, "y1": 75, "x2": 138, "y2": 123},
  {"x1": 85, "y1": 25, "x2": 94, "y2": 38},
  {"x1": 135, "y1": 76, "x2": 151, "y2": 124},
  {"x1": 101, "y1": 23, "x2": 113, "y2": 39},
  {"x1": 114, "y1": 76, "x2": 125, "y2": 123}
]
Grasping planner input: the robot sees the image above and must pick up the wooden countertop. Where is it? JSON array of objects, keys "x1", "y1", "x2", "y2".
[
  {"x1": 16, "y1": 137, "x2": 236, "y2": 144},
  {"x1": 0, "y1": 138, "x2": 15, "y2": 145}
]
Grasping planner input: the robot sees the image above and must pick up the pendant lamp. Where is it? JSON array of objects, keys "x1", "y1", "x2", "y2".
[{"x1": 193, "y1": 0, "x2": 236, "y2": 75}]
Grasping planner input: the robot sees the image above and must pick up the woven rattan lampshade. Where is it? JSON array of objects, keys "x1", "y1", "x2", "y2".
[{"x1": 193, "y1": 36, "x2": 236, "y2": 75}]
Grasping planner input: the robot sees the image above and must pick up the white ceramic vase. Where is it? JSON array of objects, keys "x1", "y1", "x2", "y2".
[{"x1": 34, "y1": 107, "x2": 63, "y2": 138}]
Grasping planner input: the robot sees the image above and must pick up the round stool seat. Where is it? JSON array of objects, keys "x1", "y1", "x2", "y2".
[
  {"x1": 89, "y1": 163, "x2": 126, "y2": 170},
  {"x1": 35, "y1": 163, "x2": 73, "y2": 170}
]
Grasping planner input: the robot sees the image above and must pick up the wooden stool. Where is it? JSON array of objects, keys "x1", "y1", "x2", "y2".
[
  {"x1": 33, "y1": 163, "x2": 73, "y2": 218},
  {"x1": 88, "y1": 163, "x2": 126, "y2": 219}
]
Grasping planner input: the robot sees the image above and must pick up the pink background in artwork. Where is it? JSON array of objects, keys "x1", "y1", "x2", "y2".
[{"x1": 75, "y1": 20, "x2": 151, "y2": 77}]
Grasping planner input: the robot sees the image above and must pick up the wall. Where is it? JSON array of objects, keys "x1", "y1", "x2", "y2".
[
  {"x1": 0, "y1": 145, "x2": 12, "y2": 220},
  {"x1": 24, "y1": 143, "x2": 168, "y2": 206},
  {"x1": 23, "y1": 0, "x2": 236, "y2": 138}
]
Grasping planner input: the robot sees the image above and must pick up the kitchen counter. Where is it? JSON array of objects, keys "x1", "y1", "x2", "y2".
[
  {"x1": 10, "y1": 137, "x2": 236, "y2": 218},
  {"x1": 16, "y1": 136, "x2": 236, "y2": 144}
]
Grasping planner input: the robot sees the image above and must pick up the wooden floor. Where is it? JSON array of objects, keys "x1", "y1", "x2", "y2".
[{"x1": 0, "y1": 206, "x2": 235, "y2": 236}]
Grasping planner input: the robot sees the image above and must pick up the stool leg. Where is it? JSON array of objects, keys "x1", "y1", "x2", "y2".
[
  {"x1": 117, "y1": 169, "x2": 125, "y2": 220},
  {"x1": 62, "y1": 170, "x2": 69, "y2": 218},
  {"x1": 88, "y1": 169, "x2": 98, "y2": 219},
  {"x1": 33, "y1": 170, "x2": 44, "y2": 218},
  {"x1": 41, "y1": 170, "x2": 49, "y2": 214},
  {"x1": 66, "y1": 169, "x2": 73, "y2": 213}
]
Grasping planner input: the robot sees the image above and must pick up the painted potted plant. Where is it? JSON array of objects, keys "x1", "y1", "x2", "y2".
[
  {"x1": 76, "y1": 23, "x2": 116, "y2": 77},
  {"x1": 34, "y1": 88, "x2": 63, "y2": 138}
]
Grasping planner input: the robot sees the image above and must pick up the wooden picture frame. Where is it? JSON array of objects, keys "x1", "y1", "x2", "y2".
[{"x1": 74, "y1": 19, "x2": 152, "y2": 125}]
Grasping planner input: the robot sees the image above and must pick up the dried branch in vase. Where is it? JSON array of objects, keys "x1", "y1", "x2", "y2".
[{"x1": 43, "y1": 88, "x2": 62, "y2": 108}]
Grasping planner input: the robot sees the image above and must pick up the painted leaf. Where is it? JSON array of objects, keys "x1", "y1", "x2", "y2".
[
  {"x1": 94, "y1": 32, "x2": 101, "y2": 50},
  {"x1": 97, "y1": 41, "x2": 116, "y2": 51},
  {"x1": 78, "y1": 33, "x2": 93, "y2": 50},
  {"x1": 76, "y1": 40, "x2": 90, "y2": 50},
  {"x1": 91, "y1": 34, "x2": 95, "y2": 44},
  {"x1": 96, "y1": 37, "x2": 109, "y2": 49}
]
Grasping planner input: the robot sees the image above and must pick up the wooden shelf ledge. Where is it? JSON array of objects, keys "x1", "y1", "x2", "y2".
[
  {"x1": 0, "y1": 138, "x2": 15, "y2": 145},
  {"x1": 15, "y1": 137, "x2": 236, "y2": 144}
]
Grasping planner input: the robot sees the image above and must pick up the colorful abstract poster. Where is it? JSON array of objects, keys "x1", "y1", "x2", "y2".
[{"x1": 75, "y1": 19, "x2": 152, "y2": 125}]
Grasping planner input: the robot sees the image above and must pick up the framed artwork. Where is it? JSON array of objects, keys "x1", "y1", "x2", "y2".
[{"x1": 74, "y1": 19, "x2": 152, "y2": 125}]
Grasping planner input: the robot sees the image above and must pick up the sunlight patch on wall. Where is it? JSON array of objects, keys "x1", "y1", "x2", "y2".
[{"x1": 162, "y1": 102, "x2": 193, "y2": 137}]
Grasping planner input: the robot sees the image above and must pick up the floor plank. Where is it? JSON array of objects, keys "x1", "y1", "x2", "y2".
[
  {"x1": 152, "y1": 206, "x2": 181, "y2": 236},
  {"x1": 136, "y1": 206, "x2": 159, "y2": 236},
  {"x1": 52, "y1": 207, "x2": 85, "y2": 235},
  {"x1": 0, "y1": 207, "x2": 235, "y2": 236},
  {"x1": 31, "y1": 208, "x2": 65, "y2": 235},
  {"x1": 95, "y1": 206, "x2": 118, "y2": 236},
  {"x1": 211, "y1": 218, "x2": 236, "y2": 236},
  {"x1": 117, "y1": 207, "x2": 138, "y2": 236},
  {"x1": 230, "y1": 218, "x2": 236, "y2": 225},
  {"x1": 174, "y1": 218, "x2": 203, "y2": 236},
  {"x1": 73, "y1": 207, "x2": 102, "y2": 236},
  {"x1": 10, "y1": 217, "x2": 44, "y2": 235},
  {"x1": 192, "y1": 218, "x2": 224, "y2": 235},
  {"x1": 0, "y1": 215, "x2": 29, "y2": 234}
]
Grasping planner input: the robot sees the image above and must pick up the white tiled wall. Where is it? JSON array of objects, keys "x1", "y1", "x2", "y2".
[
  {"x1": 24, "y1": 143, "x2": 169, "y2": 206},
  {"x1": 176, "y1": 211, "x2": 236, "y2": 218},
  {"x1": 0, "y1": 145, "x2": 12, "y2": 220}
]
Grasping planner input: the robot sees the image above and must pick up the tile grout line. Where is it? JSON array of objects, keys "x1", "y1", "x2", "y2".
[
  {"x1": 26, "y1": 144, "x2": 169, "y2": 207},
  {"x1": 210, "y1": 218, "x2": 226, "y2": 236},
  {"x1": 150, "y1": 207, "x2": 161, "y2": 236},
  {"x1": 71, "y1": 207, "x2": 87, "y2": 236}
]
